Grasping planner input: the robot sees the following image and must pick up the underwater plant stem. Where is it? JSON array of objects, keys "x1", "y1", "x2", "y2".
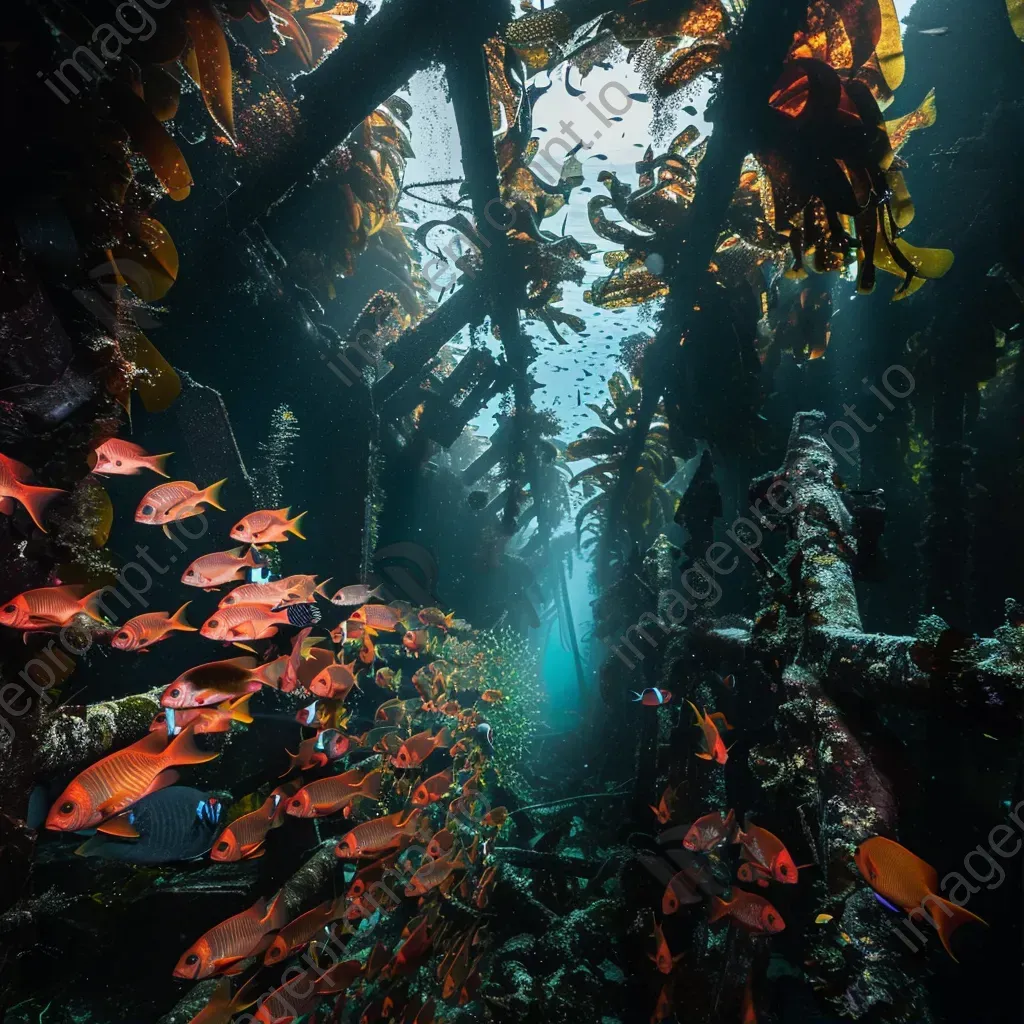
[
  {"x1": 603, "y1": 0, "x2": 811, "y2": 561},
  {"x1": 510, "y1": 781, "x2": 632, "y2": 816},
  {"x1": 558, "y1": 558, "x2": 588, "y2": 703}
]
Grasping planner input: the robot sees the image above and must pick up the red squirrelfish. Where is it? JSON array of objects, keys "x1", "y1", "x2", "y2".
[
  {"x1": 89, "y1": 439, "x2": 171, "y2": 478},
  {"x1": 210, "y1": 785, "x2": 297, "y2": 862},
  {"x1": 391, "y1": 727, "x2": 452, "y2": 769},
  {"x1": 0, "y1": 584, "x2": 104, "y2": 631},
  {"x1": 687, "y1": 701, "x2": 732, "y2": 764},
  {"x1": 182, "y1": 548, "x2": 260, "y2": 589},
  {"x1": 405, "y1": 847, "x2": 466, "y2": 896},
  {"x1": 218, "y1": 575, "x2": 320, "y2": 608},
  {"x1": 735, "y1": 820, "x2": 799, "y2": 883},
  {"x1": 335, "y1": 810, "x2": 425, "y2": 859},
  {"x1": 263, "y1": 896, "x2": 345, "y2": 965},
  {"x1": 417, "y1": 607, "x2": 455, "y2": 629},
  {"x1": 161, "y1": 656, "x2": 281, "y2": 708},
  {"x1": 186, "y1": 976, "x2": 262, "y2": 1024},
  {"x1": 45, "y1": 724, "x2": 218, "y2": 831},
  {"x1": 314, "y1": 958, "x2": 363, "y2": 995},
  {"x1": 230, "y1": 507, "x2": 306, "y2": 544},
  {"x1": 175, "y1": 893, "x2": 287, "y2": 979},
  {"x1": 348, "y1": 603, "x2": 405, "y2": 633},
  {"x1": 0, "y1": 452, "x2": 65, "y2": 532},
  {"x1": 709, "y1": 890, "x2": 785, "y2": 933},
  {"x1": 135, "y1": 479, "x2": 226, "y2": 527},
  {"x1": 150, "y1": 693, "x2": 253, "y2": 736},
  {"x1": 285, "y1": 766, "x2": 383, "y2": 818},
  {"x1": 662, "y1": 870, "x2": 702, "y2": 914},
  {"x1": 683, "y1": 808, "x2": 736, "y2": 851},
  {"x1": 650, "y1": 921, "x2": 683, "y2": 974},
  {"x1": 330, "y1": 583, "x2": 383, "y2": 606},
  {"x1": 112, "y1": 603, "x2": 195, "y2": 651},
  {"x1": 309, "y1": 660, "x2": 360, "y2": 700},
  {"x1": 855, "y1": 836, "x2": 987, "y2": 959},
  {"x1": 200, "y1": 604, "x2": 301, "y2": 642},
  {"x1": 651, "y1": 980, "x2": 674, "y2": 1023},
  {"x1": 412, "y1": 769, "x2": 453, "y2": 807},
  {"x1": 650, "y1": 782, "x2": 682, "y2": 825},
  {"x1": 402, "y1": 628, "x2": 430, "y2": 654}
]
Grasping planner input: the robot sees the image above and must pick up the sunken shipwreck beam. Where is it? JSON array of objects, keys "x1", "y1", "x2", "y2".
[{"x1": 606, "y1": 0, "x2": 810, "y2": 548}]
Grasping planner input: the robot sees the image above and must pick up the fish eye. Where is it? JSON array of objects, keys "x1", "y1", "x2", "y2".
[
  {"x1": 142, "y1": 505, "x2": 154, "y2": 516},
  {"x1": 170, "y1": 688, "x2": 180, "y2": 698},
  {"x1": 233, "y1": 523, "x2": 244, "y2": 532},
  {"x1": 60, "y1": 801, "x2": 75, "y2": 814},
  {"x1": 216, "y1": 840, "x2": 229, "y2": 852},
  {"x1": 780, "y1": 864, "x2": 789, "y2": 875},
  {"x1": 115, "y1": 460, "x2": 122, "y2": 467},
  {"x1": 3, "y1": 604, "x2": 14, "y2": 614},
  {"x1": 185, "y1": 954, "x2": 199, "y2": 966},
  {"x1": 116, "y1": 632, "x2": 128, "y2": 641},
  {"x1": 767, "y1": 913, "x2": 776, "y2": 924},
  {"x1": 185, "y1": 569, "x2": 194, "y2": 577},
  {"x1": 208, "y1": 620, "x2": 218, "y2": 629}
]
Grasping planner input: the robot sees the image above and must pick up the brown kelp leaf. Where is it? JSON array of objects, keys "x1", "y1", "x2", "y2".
[
  {"x1": 114, "y1": 217, "x2": 180, "y2": 302},
  {"x1": 485, "y1": 40, "x2": 521, "y2": 138},
  {"x1": 874, "y1": 0, "x2": 904, "y2": 91},
  {"x1": 185, "y1": 0, "x2": 236, "y2": 142},
  {"x1": 885, "y1": 88, "x2": 936, "y2": 154},
  {"x1": 120, "y1": 330, "x2": 182, "y2": 411},
  {"x1": 654, "y1": 43, "x2": 723, "y2": 98},
  {"x1": 265, "y1": 0, "x2": 315, "y2": 66},
  {"x1": 302, "y1": 12, "x2": 348, "y2": 65},
  {"x1": 103, "y1": 85, "x2": 192, "y2": 199}
]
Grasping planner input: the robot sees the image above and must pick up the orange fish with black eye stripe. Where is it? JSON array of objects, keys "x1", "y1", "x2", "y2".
[{"x1": 687, "y1": 700, "x2": 733, "y2": 764}]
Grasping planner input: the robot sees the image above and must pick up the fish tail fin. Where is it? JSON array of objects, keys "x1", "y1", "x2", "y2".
[
  {"x1": 202, "y1": 478, "x2": 228, "y2": 511},
  {"x1": 686, "y1": 699, "x2": 703, "y2": 724},
  {"x1": 262, "y1": 890, "x2": 289, "y2": 930},
  {"x1": 927, "y1": 896, "x2": 988, "y2": 960},
  {"x1": 361, "y1": 769, "x2": 383, "y2": 800},
  {"x1": 170, "y1": 602, "x2": 197, "y2": 631},
  {"x1": 227, "y1": 692, "x2": 254, "y2": 724},
  {"x1": 149, "y1": 453, "x2": 173, "y2": 478},
  {"x1": 242, "y1": 546, "x2": 261, "y2": 568},
  {"x1": 631, "y1": 691, "x2": 643, "y2": 702},
  {"x1": 314, "y1": 577, "x2": 334, "y2": 600},
  {"x1": 80, "y1": 588, "x2": 113, "y2": 623},
  {"x1": 75, "y1": 835, "x2": 104, "y2": 857},
  {"x1": 708, "y1": 895, "x2": 731, "y2": 923},
  {"x1": 16, "y1": 483, "x2": 66, "y2": 532},
  {"x1": 287, "y1": 510, "x2": 307, "y2": 540},
  {"x1": 165, "y1": 721, "x2": 219, "y2": 765}
]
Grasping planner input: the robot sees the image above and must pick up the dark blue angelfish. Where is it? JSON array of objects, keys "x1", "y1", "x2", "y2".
[{"x1": 75, "y1": 787, "x2": 222, "y2": 864}]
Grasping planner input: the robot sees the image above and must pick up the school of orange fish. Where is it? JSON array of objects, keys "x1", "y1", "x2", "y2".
[{"x1": 3, "y1": 443, "x2": 507, "y2": 1024}]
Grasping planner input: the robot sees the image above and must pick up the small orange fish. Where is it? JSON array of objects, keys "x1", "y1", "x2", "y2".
[
  {"x1": 150, "y1": 693, "x2": 253, "y2": 735},
  {"x1": 309, "y1": 660, "x2": 360, "y2": 700},
  {"x1": 359, "y1": 633, "x2": 376, "y2": 665},
  {"x1": 480, "y1": 689, "x2": 504, "y2": 703},
  {"x1": 0, "y1": 452, "x2": 65, "y2": 532},
  {"x1": 482, "y1": 806, "x2": 508, "y2": 829},
  {"x1": 135, "y1": 479, "x2": 226, "y2": 529},
  {"x1": 417, "y1": 607, "x2": 455, "y2": 629},
  {"x1": 683, "y1": 809, "x2": 736, "y2": 851},
  {"x1": 182, "y1": 547, "x2": 260, "y2": 589},
  {"x1": 218, "y1": 575, "x2": 320, "y2": 608},
  {"x1": 285, "y1": 766, "x2": 383, "y2": 818},
  {"x1": 687, "y1": 700, "x2": 732, "y2": 764},
  {"x1": 737, "y1": 861, "x2": 772, "y2": 887},
  {"x1": 402, "y1": 628, "x2": 430, "y2": 653},
  {"x1": 174, "y1": 892, "x2": 287, "y2": 978},
  {"x1": 350, "y1": 603, "x2": 404, "y2": 633},
  {"x1": 161, "y1": 656, "x2": 277, "y2": 708},
  {"x1": 709, "y1": 890, "x2": 784, "y2": 933},
  {"x1": 662, "y1": 870, "x2": 701, "y2": 914},
  {"x1": 186, "y1": 976, "x2": 262, "y2": 1024},
  {"x1": 263, "y1": 896, "x2": 345, "y2": 964},
  {"x1": 650, "y1": 921, "x2": 683, "y2": 974},
  {"x1": 89, "y1": 438, "x2": 171, "y2": 478},
  {"x1": 855, "y1": 836, "x2": 987, "y2": 959},
  {"x1": 405, "y1": 847, "x2": 467, "y2": 896},
  {"x1": 335, "y1": 809, "x2": 426, "y2": 859},
  {"x1": 650, "y1": 782, "x2": 682, "y2": 825},
  {"x1": 314, "y1": 958, "x2": 363, "y2": 995},
  {"x1": 412, "y1": 769, "x2": 453, "y2": 807},
  {"x1": 230, "y1": 507, "x2": 306, "y2": 544},
  {"x1": 391, "y1": 727, "x2": 452, "y2": 769},
  {"x1": 200, "y1": 603, "x2": 317, "y2": 642},
  {"x1": 111, "y1": 603, "x2": 195, "y2": 651},
  {"x1": 0, "y1": 584, "x2": 105, "y2": 631},
  {"x1": 210, "y1": 783, "x2": 297, "y2": 861},
  {"x1": 650, "y1": 979, "x2": 674, "y2": 1023},
  {"x1": 375, "y1": 667, "x2": 400, "y2": 691},
  {"x1": 46, "y1": 723, "x2": 218, "y2": 831}
]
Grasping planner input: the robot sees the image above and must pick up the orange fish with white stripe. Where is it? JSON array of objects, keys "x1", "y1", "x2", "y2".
[
  {"x1": 0, "y1": 452, "x2": 65, "y2": 532},
  {"x1": 0, "y1": 584, "x2": 106, "y2": 631},
  {"x1": 230, "y1": 507, "x2": 306, "y2": 544},
  {"x1": 45, "y1": 723, "x2": 218, "y2": 831},
  {"x1": 89, "y1": 438, "x2": 171, "y2": 478},
  {"x1": 111, "y1": 603, "x2": 196, "y2": 651}
]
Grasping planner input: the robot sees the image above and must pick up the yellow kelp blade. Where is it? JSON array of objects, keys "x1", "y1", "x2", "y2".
[
  {"x1": 876, "y1": 0, "x2": 905, "y2": 91},
  {"x1": 885, "y1": 89, "x2": 937, "y2": 154},
  {"x1": 1008, "y1": 0, "x2": 1024, "y2": 39},
  {"x1": 113, "y1": 217, "x2": 180, "y2": 302},
  {"x1": 185, "y1": 0, "x2": 236, "y2": 143},
  {"x1": 873, "y1": 232, "x2": 954, "y2": 300},
  {"x1": 121, "y1": 330, "x2": 182, "y2": 412},
  {"x1": 79, "y1": 480, "x2": 114, "y2": 547}
]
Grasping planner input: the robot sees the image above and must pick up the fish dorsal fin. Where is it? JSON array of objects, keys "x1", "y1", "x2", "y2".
[
  {"x1": 96, "y1": 814, "x2": 140, "y2": 838},
  {"x1": 132, "y1": 729, "x2": 171, "y2": 755}
]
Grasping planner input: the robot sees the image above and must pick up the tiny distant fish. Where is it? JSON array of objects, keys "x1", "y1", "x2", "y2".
[
  {"x1": 683, "y1": 808, "x2": 736, "y2": 852},
  {"x1": 683, "y1": 105, "x2": 698, "y2": 116},
  {"x1": 391, "y1": 727, "x2": 452, "y2": 769},
  {"x1": 633, "y1": 687, "x2": 672, "y2": 706},
  {"x1": 709, "y1": 890, "x2": 784, "y2": 933},
  {"x1": 918, "y1": 26, "x2": 949, "y2": 35},
  {"x1": 330, "y1": 582, "x2": 383, "y2": 606},
  {"x1": 90, "y1": 438, "x2": 171, "y2": 478},
  {"x1": 687, "y1": 700, "x2": 732, "y2": 763},
  {"x1": 403, "y1": 628, "x2": 431, "y2": 654},
  {"x1": 628, "y1": 92, "x2": 649, "y2": 102},
  {"x1": 210, "y1": 783, "x2": 296, "y2": 861},
  {"x1": 650, "y1": 921, "x2": 682, "y2": 974},
  {"x1": 75, "y1": 787, "x2": 221, "y2": 863},
  {"x1": 230, "y1": 507, "x2": 306, "y2": 544},
  {"x1": 112, "y1": 604, "x2": 196, "y2": 651}
]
